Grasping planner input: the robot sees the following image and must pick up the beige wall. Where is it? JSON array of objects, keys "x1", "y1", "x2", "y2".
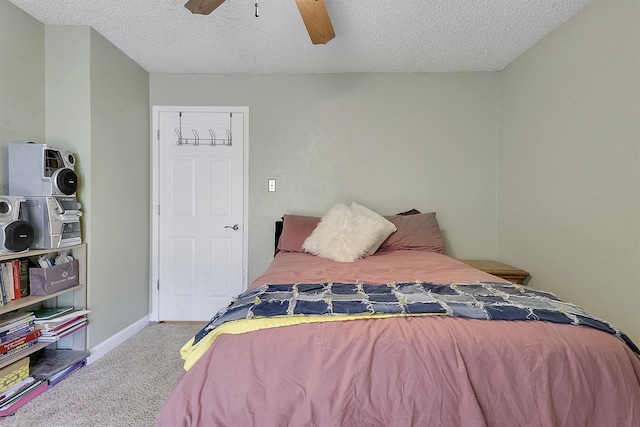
[
  {"x1": 88, "y1": 29, "x2": 150, "y2": 346},
  {"x1": 45, "y1": 26, "x2": 150, "y2": 347},
  {"x1": 45, "y1": 26, "x2": 92, "y2": 237},
  {"x1": 0, "y1": 1, "x2": 45, "y2": 190},
  {"x1": 151, "y1": 73, "x2": 500, "y2": 281},
  {"x1": 497, "y1": 0, "x2": 640, "y2": 342}
]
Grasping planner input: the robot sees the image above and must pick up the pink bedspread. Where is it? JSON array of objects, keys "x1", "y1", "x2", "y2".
[
  {"x1": 158, "y1": 251, "x2": 640, "y2": 426},
  {"x1": 250, "y1": 250, "x2": 507, "y2": 289}
]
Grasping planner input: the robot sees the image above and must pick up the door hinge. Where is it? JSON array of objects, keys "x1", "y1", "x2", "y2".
[
  {"x1": 157, "y1": 279, "x2": 160, "y2": 290},
  {"x1": 157, "y1": 129, "x2": 160, "y2": 140}
]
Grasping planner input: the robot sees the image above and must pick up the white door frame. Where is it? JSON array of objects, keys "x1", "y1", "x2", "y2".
[{"x1": 150, "y1": 105, "x2": 249, "y2": 322}]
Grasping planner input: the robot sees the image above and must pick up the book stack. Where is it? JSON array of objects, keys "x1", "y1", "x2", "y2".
[
  {"x1": 0, "y1": 312, "x2": 39, "y2": 362},
  {"x1": 0, "y1": 322, "x2": 47, "y2": 417},
  {"x1": 0, "y1": 259, "x2": 29, "y2": 305},
  {"x1": 0, "y1": 373, "x2": 47, "y2": 416},
  {"x1": 33, "y1": 308, "x2": 89, "y2": 342}
]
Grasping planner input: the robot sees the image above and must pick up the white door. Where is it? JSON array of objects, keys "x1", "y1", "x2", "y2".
[{"x1": 155, "y1": 108, "x2": 246, "y2": 321}]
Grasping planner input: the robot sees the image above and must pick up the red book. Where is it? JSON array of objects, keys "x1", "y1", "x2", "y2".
[
  {"x1": 0, "y1": 330, "x2": 41, "y2": 355},
  {"x1": 10, "y1": 260, "x2": 20, "y2": 301}
]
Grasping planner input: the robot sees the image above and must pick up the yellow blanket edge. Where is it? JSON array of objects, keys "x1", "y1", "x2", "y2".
[{"x1": 181, "y1": 313, "x2": 441, "y2": 371}]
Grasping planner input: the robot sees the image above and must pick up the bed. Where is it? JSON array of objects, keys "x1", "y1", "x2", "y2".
[{"x1": 158, "y1": 205, "x2": 640, "y2": 426}]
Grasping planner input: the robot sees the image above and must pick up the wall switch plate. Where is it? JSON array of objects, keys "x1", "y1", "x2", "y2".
[{"x1": 268, "y1": 179, "x2": 276, "y2": 192}]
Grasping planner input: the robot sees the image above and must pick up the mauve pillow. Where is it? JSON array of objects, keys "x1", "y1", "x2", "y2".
[
  {"x1": 350, "y1": 202, "x2": 397, "y2": 256},
  {"x1": 379, "y1": 212, "x2": 444, "y2": 253},
  {"x1": 277, "y1": 214, "x2": 321, "y2": 253}
]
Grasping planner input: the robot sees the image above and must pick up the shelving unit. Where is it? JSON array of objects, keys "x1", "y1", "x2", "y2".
[{"x1": 0, "y1": 243, "x2": 87, "y2": 369}]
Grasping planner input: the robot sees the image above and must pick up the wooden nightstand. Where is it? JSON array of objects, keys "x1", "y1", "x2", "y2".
[{"x1": 460, "y1": 260, "x2": 530, "y2": 284}]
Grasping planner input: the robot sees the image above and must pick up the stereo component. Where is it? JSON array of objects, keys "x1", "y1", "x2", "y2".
[
  {"x1": 21, "y1": 196, "x2": 82, "y2": 249},
  {"x1": 0, "y1": 196, "x2": 35, "y2": 254},
  {"x1": 9, "y1": 143, "x2": 78, "y2": 197}
]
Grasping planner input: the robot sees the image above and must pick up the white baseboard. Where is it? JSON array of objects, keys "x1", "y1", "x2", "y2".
[{"x1": 86, "y1": 315, "x2": 150, "y2": 364}]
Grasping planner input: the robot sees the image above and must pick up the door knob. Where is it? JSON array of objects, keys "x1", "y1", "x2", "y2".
[{"x1": 225, "y1": 224, "x2": 240, "y2": 231}]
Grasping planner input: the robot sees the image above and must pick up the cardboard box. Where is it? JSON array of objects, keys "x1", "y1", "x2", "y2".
[{"x1": 29, "y1": 259, "x2": 79, "y2": 296}]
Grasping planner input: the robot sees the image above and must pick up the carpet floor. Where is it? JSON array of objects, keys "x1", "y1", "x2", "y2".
[{"x1": 0, "y1": 322, "x2": 204, "y2": 427}]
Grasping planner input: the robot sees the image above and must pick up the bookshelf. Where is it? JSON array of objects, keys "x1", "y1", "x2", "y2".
[{"x1": 0, "y1": 243, "x2": 87, "y2": 369}]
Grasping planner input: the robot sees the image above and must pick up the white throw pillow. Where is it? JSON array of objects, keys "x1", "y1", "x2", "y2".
[
  {"x1": 350, "y1": 202, "x2": 397, "y2": 256},
  {"x1": 302, "y1": 203, "x2": 392, "y2": 262}
]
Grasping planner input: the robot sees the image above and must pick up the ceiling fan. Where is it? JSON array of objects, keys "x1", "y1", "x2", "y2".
[{"x1": 184, "y1": 0, "x2": 335, "y2": 45}]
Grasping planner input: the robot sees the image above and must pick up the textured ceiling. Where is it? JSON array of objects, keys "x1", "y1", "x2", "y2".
[{"x1": 8, "y1": 0, "x2": 590, "y2": 74}]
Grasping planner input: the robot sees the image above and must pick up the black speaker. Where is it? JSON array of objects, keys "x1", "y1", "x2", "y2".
[
  {"x1": 3, "y1": 221, "x2": 34, "y2": 252},
  {"x1": 0, "y1": 196, "x2": 34, "y2": 254}
]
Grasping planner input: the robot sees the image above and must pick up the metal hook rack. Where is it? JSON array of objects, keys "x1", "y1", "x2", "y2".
[
  {"x1": 174, "y1": 128, "x2": 231, "y2": 146},
  {"x1": 175, "y1": 112, "x2": 232, "y2": 146}
]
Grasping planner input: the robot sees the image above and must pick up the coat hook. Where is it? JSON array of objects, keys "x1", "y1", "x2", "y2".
[{"x1": 191, "y1": 128, "x2": 200, "y2": 146}]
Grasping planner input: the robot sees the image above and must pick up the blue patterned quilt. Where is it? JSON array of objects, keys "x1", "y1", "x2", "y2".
[{"x1": 193, "y1": 281, "x2": 639, "y2": 354}]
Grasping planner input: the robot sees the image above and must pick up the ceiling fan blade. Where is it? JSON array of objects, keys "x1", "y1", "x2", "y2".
[
  {"x1": 184, "y1": 0, "x2": 226, "y2": 15},
  {"x1": 294, "y1": 0, "x2": 335, "y2": 45}
]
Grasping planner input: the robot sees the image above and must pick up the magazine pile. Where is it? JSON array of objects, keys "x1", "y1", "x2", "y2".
[
  {"x1": 0, "y1": 308, "x2": 90, "y2": 416},
  {"x1": 0, "y1": 312, "x2": 39, "y2": 363},
  {"x1": 0, "y1": 365, "x2": 48, "y2": 416},
  {"x1": 0, "y1": 312, "x2": 44, "y2": 416},
  {"x1": 33, "y1": 307, "x2": 89, "y2": 342}
]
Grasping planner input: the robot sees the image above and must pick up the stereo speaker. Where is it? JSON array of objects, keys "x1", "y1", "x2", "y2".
[
  {"x1": 9, "y1": 143, "x2": 78, "y2": 197},
  {"x1": 0, "y1": 196, "x2": 34, "y2": 254}
]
